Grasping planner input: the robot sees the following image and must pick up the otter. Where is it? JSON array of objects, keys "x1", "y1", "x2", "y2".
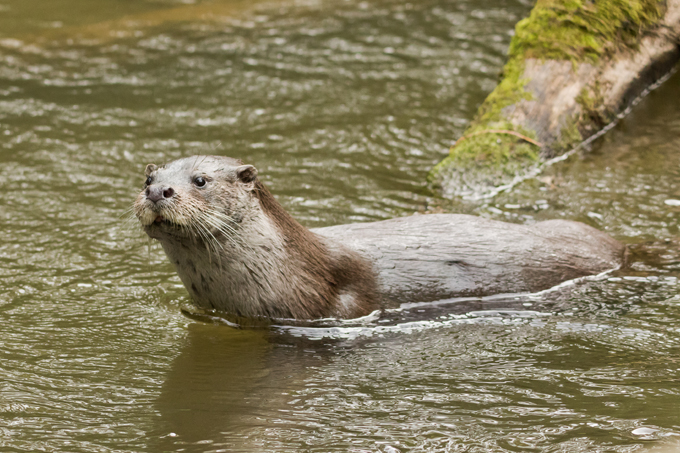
[{"x1": 134, "y1": 155, "x2": 627, "y2": 320}]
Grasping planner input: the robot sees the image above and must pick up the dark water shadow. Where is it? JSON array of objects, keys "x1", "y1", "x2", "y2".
[{"x1": 149, "y1": 320, "x2": 353, "y2": 452}]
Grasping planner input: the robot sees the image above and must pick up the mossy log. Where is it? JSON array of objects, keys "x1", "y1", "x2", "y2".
[{"x1": 429, "y1": 0, "x2": 680, "y2": 199}]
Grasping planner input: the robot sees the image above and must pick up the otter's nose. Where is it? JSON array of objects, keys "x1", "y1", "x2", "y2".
[{"x1": 146, "y1": 185, "x2": 175, "y2": 203}]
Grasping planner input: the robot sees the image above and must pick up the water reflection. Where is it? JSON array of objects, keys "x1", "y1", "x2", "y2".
[{"x1": 152, "y1": 324, "x2": 275, "y2": 450}]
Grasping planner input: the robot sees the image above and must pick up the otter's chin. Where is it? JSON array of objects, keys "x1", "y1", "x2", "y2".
[
  {"x1": 136, "y1": 206, "x2": 178, "y2": 228},
  {"x1": 142, "y1": 217, "x2": 190, "y2": 240},
  {"x1": 135, "y1": 208, "x2": 158, "y2": 227}
]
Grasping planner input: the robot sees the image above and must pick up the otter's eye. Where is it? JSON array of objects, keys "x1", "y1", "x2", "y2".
[
  {"x1": 193, "y1": 176, "x2": 206, "y2": 187},
  {"x1": 145, "y1": 176, "x2": 153, "y2": 186}
]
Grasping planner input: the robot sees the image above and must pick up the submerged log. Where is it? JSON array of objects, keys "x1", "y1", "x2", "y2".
[{"x1": 429, "y1": 0, "x2": 680, "y2": 199}]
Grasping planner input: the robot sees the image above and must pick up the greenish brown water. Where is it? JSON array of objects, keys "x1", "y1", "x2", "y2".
[{"x1": 1, "y1": 0, "x2": 680, "y2": 451}]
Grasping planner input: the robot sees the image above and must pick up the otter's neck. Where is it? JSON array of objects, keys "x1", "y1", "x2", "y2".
[{"x1": 253, "y1": 182, "x2": 332, "y2": 268}]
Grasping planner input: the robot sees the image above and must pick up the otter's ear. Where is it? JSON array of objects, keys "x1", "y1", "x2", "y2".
[
  {"x1": 236, "y1": 165, "x2": 258, "y2": 183},
  {"x1": 145, "y1": 164, "x2": 158, "y2": 176}
]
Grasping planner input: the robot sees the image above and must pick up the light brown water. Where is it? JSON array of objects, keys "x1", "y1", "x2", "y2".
[{"x1": 1, "y1": 0, "x2": 680, "y2": 451}]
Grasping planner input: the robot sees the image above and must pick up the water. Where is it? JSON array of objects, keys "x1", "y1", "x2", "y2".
[{"x1": 1, "y1": 0, "x2": 679, "y2": 451}]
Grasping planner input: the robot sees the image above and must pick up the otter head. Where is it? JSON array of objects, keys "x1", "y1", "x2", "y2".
[{"x1": 133, "y1": 155, "x2": 258, "y2": 242}]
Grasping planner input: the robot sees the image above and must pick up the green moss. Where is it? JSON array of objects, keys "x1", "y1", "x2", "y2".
[
  {"x1": 475, "y1": 58, "x2": 532, "y2": 124},
  {"x1": 576, "y1": 81, "x2": 602, "y2": 112},
  {"x1": 510, "y1": 0, "x2": 664, "y2": 64},
  {"x1": 552, "y1": 115, "x2": 583, "y2": 154},
  {"x1": 445, "y1": 123, "x2": 539, "y2": 166},
  {"x1": 428, "y1": 122, "x2": 540, "y2": 188},
  {"x1": 576, "y1": 80, "x2": 615, "y2": 130}
]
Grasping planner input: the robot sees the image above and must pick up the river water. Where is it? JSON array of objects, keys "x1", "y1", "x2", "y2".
[{"x1": 1, "y1": 0, "x2": 679, "y2": 451}]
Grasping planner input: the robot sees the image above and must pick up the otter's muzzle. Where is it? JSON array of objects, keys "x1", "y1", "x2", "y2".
[{"x1": 146, "y1": 186, "x2": 175, "y2": 203}]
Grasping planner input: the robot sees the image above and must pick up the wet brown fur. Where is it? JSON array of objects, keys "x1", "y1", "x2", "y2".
[{"x1": 253, "y1": 181, "x2": 380, "y2": 319}]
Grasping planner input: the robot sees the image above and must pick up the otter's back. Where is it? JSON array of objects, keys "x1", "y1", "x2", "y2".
[{"x1": 313, "y1": 214, "x2": 626, "y2": 306}]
